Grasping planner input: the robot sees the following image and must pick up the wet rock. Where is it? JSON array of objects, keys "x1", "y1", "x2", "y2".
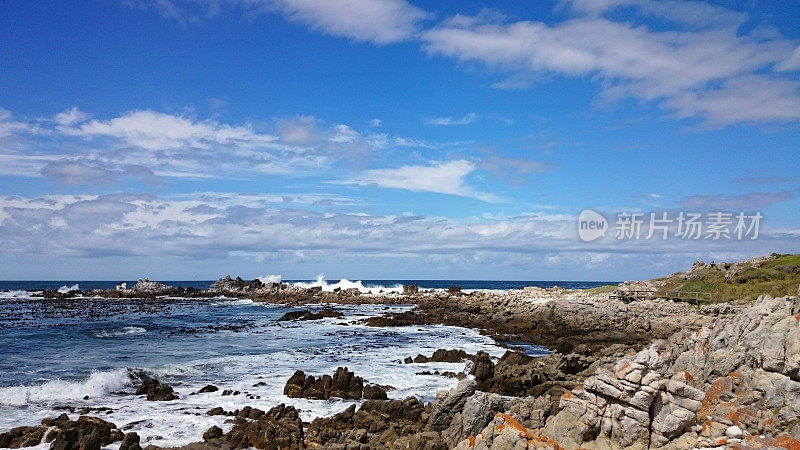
[
  {"x1": 363, "y1": 384, "x2": 388, "y2": 400},
  {"x1": 49, "y1": 416, "x2": 125, "y2": 450},
  {"x1": 0, "y1": 426, "x2": 47, "y2": 448},
  {"x1": 283, "y1": 367, "x2": 364, "y2": 400},
  {"x1": 196, "y1": 385, "x2": 218, "y2": 394},
  {"x1": 119, "y1": 432, "x2": 141, "y2": 450},
  {"x1": 221, "y1": 403, "x2": 303, "y2": 449},
  {"x1": 277, "y1": 308, "x2": 344, "y2": 321},
  {"x1": 202, "y1": 427, "x2": 222, "y2": 442},
  {"x1": 135, "y1": 379, "x2": 178, "y2": 401}
]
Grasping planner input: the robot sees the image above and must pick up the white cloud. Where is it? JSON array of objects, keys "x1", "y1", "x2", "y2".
[
  {"x1": 426, "y1": 112, "x2": 478, "y2": 126},
  {"x1": 0, "y1": 108, "x2": 35, "y2": 138},
  {"x1": 262, "y1": 0, "x2": 428, "y2": 44},
  {"x1": 422, "y1": 2, "x2": 800, "y2": 126},
  {"x1": 345, "y1": 160, "x2": 498, "y2": 202},
  {"x1": 62, "y1": 109, "x2": 278, "y2": 150},
  {"x1": 131, "y1": 0, "x2": 428, "y2": 44}
]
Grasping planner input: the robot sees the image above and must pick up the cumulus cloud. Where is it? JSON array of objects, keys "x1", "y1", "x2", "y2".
[
  {"x1": 422, "y1": 1, "x2": 800, "y2": 126},
  {"x1": 1, "y1": 107, "x2": 446, "y2": 185},
  {"x1": 344, "y1": 160, "x2": 498, "y2": 202}
]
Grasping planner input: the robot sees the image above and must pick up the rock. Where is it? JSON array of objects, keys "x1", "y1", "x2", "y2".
[
  {"x1": 454, "y1": 413, "x2": 562, "y2": 450},
  {"x1": 441, "y1": 390, "x2": 505, "y2": 447},
  {"x1": 305, "y1": 397, "x2": 425, "y2": 447},
  {"x1": 131, "y1": 278, "x2": 173, "y2": 295},
  {"x1": 0, "y1": 426, "x2": 47, "y2": 448},
  {"x1": 726, "y1": 425, "x2": 743, "y2": 439},
  {"x1": 220, "y1": 403, "x2": 303, "y2": 449},
  {"x1": 202, "y1": 426, "x2": 222, "y2": 441},
  {"x1": 276, "y1": 308, "x2": 343, "y2": 321},
  {"x1": 283, "y1": 367, "x2": 364, "y2": 400},
  {"x1": 470, "y1": 351, "x2": 494, "y2": 388},
  {"x1": 49, "y1": 416, "x2": 124, "y2": 450},
  {"x1": 135, "y1": 378, "x2": 178, "y2": 401},
  {"x1": 410, "y1": 349, "x2": 474, "y2": 364},
  {"x1": 403, "y1": 283, "x2": 419, "y2": 295},
  {"x1": 118, "y1": 432, "x2": 141, "y2": 450},
  {"x1": 427, "y1": 378, "x2": 477, "y2": 432},
  {"x1": 196, "y1": 385, "x2": 218, "y2": 394},
  {"x1": 363, "y1": 384, "x2": 388, "y2": 400}
]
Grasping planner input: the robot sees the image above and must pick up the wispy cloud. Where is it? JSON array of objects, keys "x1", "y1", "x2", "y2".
[
  {"x1": 422, "y1": 1, "x2": 800, "y2": 126},
  {"x1": 681, "y1": 191, "x2": 795, "y2": 211},
  {"x1": 426, "y1": 112, "x2": 478, "y2": 126},
  {"x1": 128, "y1": 0, "x2": 428, "y2": 44},
  {"x1": 344, "y1": 159, "x2": 498, "y2": 202}
]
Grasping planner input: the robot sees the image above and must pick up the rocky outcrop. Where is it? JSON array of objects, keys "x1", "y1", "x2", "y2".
[
  {"x1": 471, "y1": 294, "x2": 800, "y2": 449},
  {"x1": 206, "y1": 403, "x2": 304, "y2": 449},
  {"x1": 454, "y1": 414, "x2": 563, "y2": 450},
  {"x1": 407, "y1": 348, "x2": 474, "y2": 364},
  {"x1": 135, "y1": 378, "x2": 178, "y2": 401},
  {"x1": 283, "y1": 367, "x2": 364, "y2": 400},
  {"x1": 131, "y1": 279, "x2": 174, "y2": 295},
  {"x1": 0, "y1": 415, "x2": 125, "y2": 450},
  {"x1": 304, "y1": 397, "x2": 428, "y2": 448}
]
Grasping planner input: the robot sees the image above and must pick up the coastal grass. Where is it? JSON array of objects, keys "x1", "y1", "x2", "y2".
[
  {"x1": 584, "y1": 284, "x2": 619, "y2": 294},
  {"x1": 657, "y1": 253, "x2": 800, "y2": 302}
]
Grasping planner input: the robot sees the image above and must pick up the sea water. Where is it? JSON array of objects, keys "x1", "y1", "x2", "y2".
[{"x1": 0, "y1": 291, "x2": 554, "y2": 448}]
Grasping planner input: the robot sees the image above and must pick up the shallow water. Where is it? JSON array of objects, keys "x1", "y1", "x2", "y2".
[{"x1": 0, "y1": 295, "x2": 548, "y2": 447}]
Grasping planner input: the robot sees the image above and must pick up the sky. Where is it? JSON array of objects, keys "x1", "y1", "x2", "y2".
[{"x1": 0, "y1": 0, "x2": 799, "y2": 281}]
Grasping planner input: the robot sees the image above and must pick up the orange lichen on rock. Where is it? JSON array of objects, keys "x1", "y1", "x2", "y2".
[
  {"x1": 684, "y1": 371, "x2": 694, "y2": 382},
  {"x1": 468, "y1": 436, "x2": 476, "y2": 447},
  {"x1": 776, "y1": 434, "x2": 800, "y2": 450},
  {"x1": 699, "y1": 377, "x2": 733, "y2": 419}
]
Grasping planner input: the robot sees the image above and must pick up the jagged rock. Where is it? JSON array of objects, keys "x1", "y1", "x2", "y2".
[
  {"x1": 135, "y1": 378, "x2": 178, "y2": 401},
  {"x1": 427, "y1": 378, "x2": 477, "y2": 432},
  {"x1": 220, "y1": 403, "x2": 303, "y2": 449},
  {"x1": 304, "y1": 397, "x2": 425, "y2": 447},
  {"x1": 131, "y1": 278, "x2": 173, "y2": 295},
  {"x1": 118, "y1": 432, "x2": 141, "y2": 450},
  {"x1": 0, "y1": 425, "x2": 47, "y2": 448},
  {"x1": 202, "y1": 426, "x2": 222, "y2": 441},
  {"x1": 454, "y1": 413, "x2": 563, "y2": 449},
  {"x1": 441, "y1": 390, "x2": 504, "y2": 447},
  {"x1": 49, "y1": 416, "x2": 125, "y2": 450},
  {"x1": 363, "y1": 384, "x2": 388, "y2": 400},
  {"x1": 283, "y1": 367, "x2": 364, "y2": 400},
  {"x1": 196, "y1": 385, "x2": 218, "y2": 394},
  {"x1": 410, "y1": 349, "x2": 474, "y2": 364}
]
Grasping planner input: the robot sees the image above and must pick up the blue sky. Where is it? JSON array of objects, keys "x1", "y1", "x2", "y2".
[{"x1": 1, "y1": 0, "x2": 799, "y2": 281}]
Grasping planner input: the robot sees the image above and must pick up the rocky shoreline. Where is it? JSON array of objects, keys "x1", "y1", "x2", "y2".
[{"x1": 3, "y1": 257, "x2": 800, "y2": 449}]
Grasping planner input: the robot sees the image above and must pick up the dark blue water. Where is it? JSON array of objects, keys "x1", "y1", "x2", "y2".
[{"x1": 0, "y1": 279, "x2": 616, "y2": 292}]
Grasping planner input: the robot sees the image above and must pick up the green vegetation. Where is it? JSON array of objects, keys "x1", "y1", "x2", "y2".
[
  {"x1": 584, "y1": 284, "x2": 619, "y2": 294},
  {"x1": 657, "y1": 253, "x2": 800, "y2": 302}
]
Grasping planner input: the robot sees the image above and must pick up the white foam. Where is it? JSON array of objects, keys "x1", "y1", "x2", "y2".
[
  {"x1": 258, "y1": 274, "x2": 282, "y2": 284},
  {"x1": 0, "y1": 368, "x2": 131, "y2": 406},
  {"x1": 292, "y1": 274, "x2": 403, "y2": 294},
  {"x1": 92, "y1": 326, "x2": 147, "y2": 338},
  {"x1": 58, "y1": 284, "x2": 80, "y2": 293}
]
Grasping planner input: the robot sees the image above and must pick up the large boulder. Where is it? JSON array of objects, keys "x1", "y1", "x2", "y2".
[
  {"x1": 283, "y1": 367, "x2": 364, "y2": 400},
  {"x1": 135, "y1": 378, "x2": 178, "y2": 401}
]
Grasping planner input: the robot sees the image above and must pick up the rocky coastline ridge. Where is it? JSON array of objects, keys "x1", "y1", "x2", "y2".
[{"x1": 3, "y1": 254, "x2": 800, "y2": 449}]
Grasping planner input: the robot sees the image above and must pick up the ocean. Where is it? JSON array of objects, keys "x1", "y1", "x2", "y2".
[{"x1": 0, "y1": 279, "x2": 612, "y2": 448}]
